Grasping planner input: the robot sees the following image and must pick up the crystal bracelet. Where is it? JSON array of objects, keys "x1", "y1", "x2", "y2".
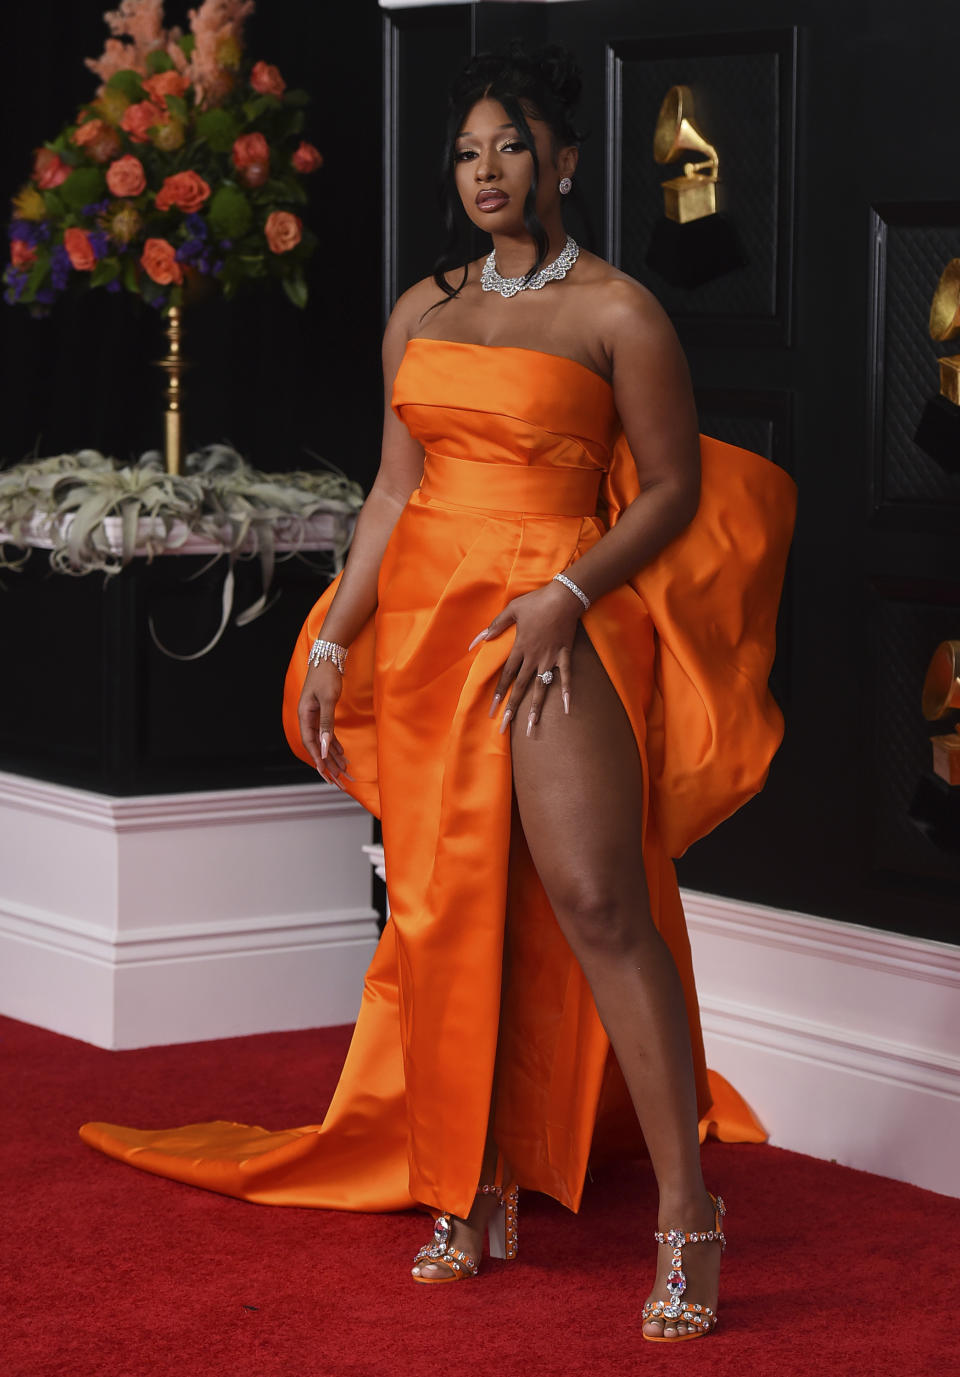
[
  {"x1": 308, "y1": 637, "x2": 348, "y2": 673},
  {"x1": 552, "y1": 571, "x2": 591, "y2": 611}
]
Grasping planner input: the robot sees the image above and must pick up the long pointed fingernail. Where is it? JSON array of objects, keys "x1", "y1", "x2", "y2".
[
  {"x1": 499, "y1": 708, "x2": 513, "y2": 734},
  {"x1": 526, "y1": 712, "x2": 536, "y2": 737},
  {"x1": 320, "y1": 733, "x2": 329, "y2": 760},
  {"x1": 468, "y1": 629, "x2": 489, "y2": 650},
  {"x1": 563, "y1": 691, "x2": 570, "y2": 715},
  {"x1": 488, "y1": 692, "x2": 501, "y2": 718}
]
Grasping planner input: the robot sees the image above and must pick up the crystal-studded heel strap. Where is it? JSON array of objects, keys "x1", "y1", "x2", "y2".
[
  {"x1": 411, "y1": 1211, "x2": 480, "y2": 1283},
  {"x1": 642, "y1": 1193, "x2": 726, "y2": 1343}
]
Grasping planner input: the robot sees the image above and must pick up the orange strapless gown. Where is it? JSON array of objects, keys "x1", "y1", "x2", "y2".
[{"x1": 80, "y1": 340, "x2": 796, "y2": 1218}]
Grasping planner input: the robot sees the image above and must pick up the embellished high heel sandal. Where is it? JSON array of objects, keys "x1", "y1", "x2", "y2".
[
  {"x1": 641, "y1": 1193, "x2": 726, "y2": 1342},
  {"x1": 411, "y1": 1183, "x2": 519, "y2": 1283}
]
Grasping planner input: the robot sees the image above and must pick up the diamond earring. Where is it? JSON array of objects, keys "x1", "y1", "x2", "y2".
[{"x1": 558, "y1": 176, "x2": 572, "y2": 195}]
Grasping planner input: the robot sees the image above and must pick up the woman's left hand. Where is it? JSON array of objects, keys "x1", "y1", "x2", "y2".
[{"x1": 469, "y1": 581, "x2": 583, "y2": 735}]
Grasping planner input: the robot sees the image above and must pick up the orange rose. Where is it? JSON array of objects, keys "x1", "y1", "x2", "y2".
[
  {"x1": 141, "y1": 237, "x2": 183, "y2": 285},
  {"x1": 106, "y1": 154, "x2": 147, "y2": 198},
  {"x1": 32, "y1": 148, "x2": 70, "y2": 189},
  {"x1": 250, "y1": 61, "x2": 286, "y2": 96},
  {"x1": 71, "y1": 117, "x2": 122, "y2": 164},
  {"x1": 155, "y1": 170, "x2": 211, "y2": 214},
  {"x1": 291, "y1": 141, "x2": 323, "y2": 174},
  {"x1": 232, "y1": 132, "x2": 270, "y2": 170},
  {"x1": 264, "y1": 210, "x2": 302, "y2": 254},
  {"x1": 120, "y1": 100, "x2": 164, "y2": 144},
  {"x1": 142, "y1": 70, "x2": 189, "y2": 106},
  {"x1": 10, "y1": 240, "x2": 37, "y2": 267},
  {"x1": 64, "y1": 227, "x2": 96, "y2": 272}
]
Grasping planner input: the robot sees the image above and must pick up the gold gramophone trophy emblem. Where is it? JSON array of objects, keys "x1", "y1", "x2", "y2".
[
  {"x1": 922, "y1": 640, "x2": 960, "y2": 786},
  {"x1": 653, "y1": 86, "x2": 719, "y2": 224},
  {"x1": 913, "y1": 260, "x2": 960, "y2": 471},
  {"x1": 929, "y1": 260, "x2": 960, "y2": 406}
]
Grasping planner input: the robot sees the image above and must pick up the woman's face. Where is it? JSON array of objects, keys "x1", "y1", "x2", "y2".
[{"x1": 453, "y1": 97, "x2": 576, "y2": 235}]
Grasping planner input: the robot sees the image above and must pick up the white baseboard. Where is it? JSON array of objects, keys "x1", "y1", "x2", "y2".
[
  {"x1": 683, "y1": 889, "x2": 960, "y2": 1198},
  {"x1": 0, "y1": 771, "x2": 379, "y2": 1049}
]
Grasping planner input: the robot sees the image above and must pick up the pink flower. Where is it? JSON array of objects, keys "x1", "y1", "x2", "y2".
[
  {"x1": 142, "y1": 70, "x2": 190, "y2": 106},
  {"x1": 264, "y1": 210, "x2": 302, "y2": 254},
  {"x1": 10, "y1": 240, "x2": 37, "y2": 268},
  {"x1": 187, "y1": 0, "x2": 255, "y2": 106},
  {"x1": 106, "y1": 154, "x2": 147, "y2": 197},
  {"x1": 250, "y1": 61, "x2": 285, "y2": 96},
  {"x1": 155, "y1": 170, "x2": 211, "y2": 213},
  {"x1": 64, "y1": 228, "x2": 96, "y2": 272},
  {"x1": 72, "y1": 117, "x2": 122, "y2": 164},
  {"x1": 121, "y1": 99, "x2": 165, "y2": 143},
  {"x1": 231, "y1": 132, "x2": 269, "y2": 170},
  {"x1": 141, "y1": 236, "x2": 183, "y2": 285},
  {"x1": 32, "y1": 148, "x2": 71, "y2": 189},
  {"x1": 291, "y1": 141, "x2": 323, "y2": 174}
]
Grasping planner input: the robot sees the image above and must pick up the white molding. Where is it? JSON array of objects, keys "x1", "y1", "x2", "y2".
[
  {"x1": 0, "y1": 770, "x2": 357, "y2": 834},
  {"x1": 684, "y1": 888, "x2": 960, "y2": 987},
  {"x1": 0, "y1": 775, "x2": 379, "y2": 1048},
  {"x1": 682, "y1": 888, "x2": 960, "y2": 1197}
]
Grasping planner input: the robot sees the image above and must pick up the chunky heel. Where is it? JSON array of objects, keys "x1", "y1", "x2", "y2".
[
  {"x1": 411, "y1": 1182, "x2": 519, "y2": 1282},
  {"x1": 486, "y1": 1185, "x2": 519, "y2": 1260}
]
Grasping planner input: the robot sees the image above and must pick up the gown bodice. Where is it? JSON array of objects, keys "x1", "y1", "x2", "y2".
[{"x1": 393, "y1": 338, "x2": 620, "y2": 473}]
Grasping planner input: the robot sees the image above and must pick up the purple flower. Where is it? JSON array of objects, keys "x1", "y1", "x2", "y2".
[
  {"x1": 211, "y1": 258, "x2": 224, "y2": 275},
  {"x1": 175, "y1": 239, "x2": 201, "y2": 263},
  {"x1": 89, "y1": 230, "x2": 110, "y2": 260},
  {"x1": 9, "y1": 219, "x2": 40, "y2": 246},
  {"x1": 219, "y1": 239, "x2": 232, "y2": 250},
  {"x1": 185, "y1": 214, "x2": 208, "y2": 239},
  {"x1": 50, "y1": 245, "x2": 71, "y2": 291},
  {"x1": 34, "y1": 287, "x2": 55, "y2": 304},
  {"x1": 81, "y1": 199, "x2": 110, "y2": 218},
  {"x1": 106, "y1": 279, "x2": 122, "y2": 294},
  {"x1": 2, "y1": 265, "x2": 28, "y2": 304}
]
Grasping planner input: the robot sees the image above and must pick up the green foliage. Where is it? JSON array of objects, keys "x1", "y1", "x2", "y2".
[
  {"x1": 282, "y1": 269, "x2": 308, "y2": 309},
  {"x1": 196, "y1": 108, "x2": 239, "y2": 153},
  {"x1": 164, "y1": 94, "x2": 189, "y2": 122},
  {"x1": 207, "y1": 185, "x2": 253, "y2": 238},
  {"x1": 145, "y1": 49, "x2": 175, "y2": 75},
  {"x1": 59, "y1": 167, "x2": 107, "y2": 209},
  {"x1": 106, "y1": 69, "x2": 145, "y2": 102},
  {"x1": 178, "y1": 34, "x2": 196, "y2": 58},
  {"x1": 90, "y1": 258, "x2": 121, "y2": 287}
]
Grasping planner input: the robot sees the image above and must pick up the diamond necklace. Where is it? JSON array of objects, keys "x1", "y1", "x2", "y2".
[{"x1": 480, "y1": 234, "x2": 580, "y2": 299}]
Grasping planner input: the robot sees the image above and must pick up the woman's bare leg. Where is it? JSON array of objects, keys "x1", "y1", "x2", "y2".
[{"x1": 510, "y1": 625, "x2": 720, "y2": 1337}]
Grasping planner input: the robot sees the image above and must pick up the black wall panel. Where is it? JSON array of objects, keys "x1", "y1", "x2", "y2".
[{"x1": 384, "y1": 2, "x2": 960, "y2": 943}]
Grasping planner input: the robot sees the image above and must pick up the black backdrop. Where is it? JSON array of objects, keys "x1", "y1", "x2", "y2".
[
  {"x1": 0, "y1": 1, "x2": 384, "y2": 487},
  {"x1": 381, "y1": 0, "x2": 960, "y2": 945}
]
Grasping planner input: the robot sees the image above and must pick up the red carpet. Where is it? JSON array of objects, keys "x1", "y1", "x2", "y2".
[{"x1": 3, "y1": 1012, "x2": 954, "y2": 1377}]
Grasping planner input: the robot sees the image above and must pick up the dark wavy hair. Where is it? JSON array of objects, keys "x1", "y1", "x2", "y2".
[{"x1": 431, "y1": 43, "x2": 585, "y2": 303}]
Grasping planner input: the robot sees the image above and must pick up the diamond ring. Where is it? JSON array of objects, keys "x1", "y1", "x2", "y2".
[{"x1": 536, "y1": 670, "x2": 554, "y2": 686}]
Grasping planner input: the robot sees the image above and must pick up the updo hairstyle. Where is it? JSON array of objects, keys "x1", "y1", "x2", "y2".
[{"x1": 432, "y1": 43, "x2": 585, "y2": 301}]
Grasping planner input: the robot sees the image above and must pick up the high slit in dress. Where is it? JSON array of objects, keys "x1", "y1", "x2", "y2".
[{"x1": 80, "y1": 339, "x2": 796, "y2": 1220}]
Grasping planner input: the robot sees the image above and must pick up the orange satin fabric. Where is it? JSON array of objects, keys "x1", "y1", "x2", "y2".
[{"x1": 80, "y1": 340, "x2": 790, "y2": 1216}]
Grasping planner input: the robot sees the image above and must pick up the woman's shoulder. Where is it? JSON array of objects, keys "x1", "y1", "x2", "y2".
[
  {"x1": 387, "y1": 261, "x2": 484, "y2": 336},
  {"x1": 574, "y1": 253, "x2": 670, "y2": 327}
]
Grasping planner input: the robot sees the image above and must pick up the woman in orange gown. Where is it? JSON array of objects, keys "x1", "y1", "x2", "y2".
[{"x1": 81, "y1": 49, "x2": 794, "y2": 1342}]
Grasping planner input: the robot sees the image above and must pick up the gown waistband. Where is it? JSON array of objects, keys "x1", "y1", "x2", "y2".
[{"x1": 419, "y1": 452, "x2": 602, "y2": 517}]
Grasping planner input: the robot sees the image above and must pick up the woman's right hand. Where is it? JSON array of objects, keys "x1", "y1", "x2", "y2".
[{"x1": 298, "y1": 662, "x2": 350, "y2": 785}]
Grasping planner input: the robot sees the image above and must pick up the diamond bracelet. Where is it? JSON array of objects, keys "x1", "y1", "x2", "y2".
[
  {"x1": 308, "y1": 637, "x2": 348, "y2": 674},
  {"x1": 552, "y1": 571, "x2": 591, "y2": 611}
]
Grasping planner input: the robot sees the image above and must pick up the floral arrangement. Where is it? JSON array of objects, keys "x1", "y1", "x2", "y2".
[{"x1": 4, "y1": 0, "x2": 322, "y2": 316}]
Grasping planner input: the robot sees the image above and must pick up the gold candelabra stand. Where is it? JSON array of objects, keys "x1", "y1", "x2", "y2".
[{"x1": 154, "y1": 305, "x2": 189, "y2": 476}]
